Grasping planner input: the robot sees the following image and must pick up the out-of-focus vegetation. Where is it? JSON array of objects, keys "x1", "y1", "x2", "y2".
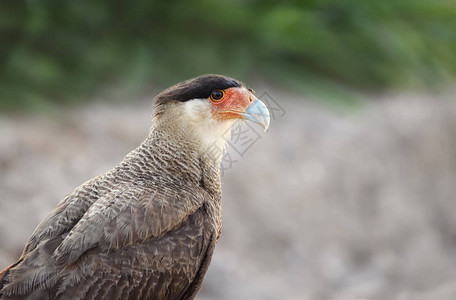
[{"x1": 1, "y1": 0, "x2": 456, "y2": 110}]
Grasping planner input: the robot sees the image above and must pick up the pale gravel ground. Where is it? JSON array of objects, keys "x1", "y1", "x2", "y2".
[{"x1": 1, "y1": 90, "x2": 456, "y2": 299}]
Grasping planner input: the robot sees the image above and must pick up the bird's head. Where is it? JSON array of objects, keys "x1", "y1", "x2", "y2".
[{"x1": 152, "y1": 74, "x2": 270, "y2": 154}]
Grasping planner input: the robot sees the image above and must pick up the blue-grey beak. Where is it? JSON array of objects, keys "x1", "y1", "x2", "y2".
[{"x1": 241, "y1": 97, "x2": 270, "y2": 132}]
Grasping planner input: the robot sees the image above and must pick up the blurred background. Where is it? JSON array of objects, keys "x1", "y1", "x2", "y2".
[{"x1": 1, "y1": 0, "x2": 456, "y2": 299}]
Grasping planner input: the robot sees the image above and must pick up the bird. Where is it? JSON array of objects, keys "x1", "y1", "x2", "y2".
[{"x1": 0, "y1": 74, "x2": 270, "y2": 300}]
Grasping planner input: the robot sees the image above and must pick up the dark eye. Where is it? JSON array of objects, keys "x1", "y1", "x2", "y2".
[{"x1": 210, "y1": 90, "x2": 224, "y2": 101}]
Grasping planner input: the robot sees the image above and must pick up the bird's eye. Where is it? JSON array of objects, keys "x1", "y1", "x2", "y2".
[{"x1": 210, "y1": 90, "x2": 224, "y2": 101}]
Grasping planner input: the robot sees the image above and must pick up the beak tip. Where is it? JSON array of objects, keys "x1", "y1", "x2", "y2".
[{"x1": 242, "y1": 97, "x2": 271, "y2": 133}]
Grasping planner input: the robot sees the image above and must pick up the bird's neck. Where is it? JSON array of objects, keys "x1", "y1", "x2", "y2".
[
  {"x1": 119, "y1": 119, "x2": 225, "y2": 195},
  {"x1": 149, "y1": 106, "x2": 234, "y2": 165}
]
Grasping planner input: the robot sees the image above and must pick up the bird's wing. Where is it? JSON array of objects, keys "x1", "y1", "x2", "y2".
[
  {"x1": 53, "y1": 181, "x2": 207, "y2": 265},
  {"x1": 54, "y1": 206, "x2": 217, "y2": 300},
  {"x1": 177, "y1": 227, "x2": 217, "y2": 299},
  {"x1": 23, "y1": 176, "x2": 106, "y2": 255},
  {"x1": 0, "y1": 182, "x2": 212, "y2": 299},
  {"x1": 0, "y1": 176, "x2": 107, "y2": 294}
]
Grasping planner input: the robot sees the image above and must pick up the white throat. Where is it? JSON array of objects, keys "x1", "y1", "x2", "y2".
[{"x1": 181, "y1": 99, "x2": 235, "y2": 160}]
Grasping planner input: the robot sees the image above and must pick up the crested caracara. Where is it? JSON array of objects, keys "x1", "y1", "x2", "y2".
[{"x1": 0, "y1": 74, "x2": 270, "y2": 300}]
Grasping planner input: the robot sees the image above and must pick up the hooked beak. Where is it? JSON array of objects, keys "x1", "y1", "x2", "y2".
[{"x1": 241, "y1": 97, "x2": 270, "y2": 132}]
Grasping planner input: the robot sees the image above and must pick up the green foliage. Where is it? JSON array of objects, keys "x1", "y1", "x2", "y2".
[{"x1": 1, "y1": 0, "x2": 455, "y2": 110}]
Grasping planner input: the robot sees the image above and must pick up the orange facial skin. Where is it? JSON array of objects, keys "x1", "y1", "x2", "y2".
[{"x1": 210, "y1": 87, "x2": 254, "y2": 121}]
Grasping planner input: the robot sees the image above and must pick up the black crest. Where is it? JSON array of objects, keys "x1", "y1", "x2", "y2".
[{"x1": 154, "y1": 74, "x2": 243, "y2": 109}]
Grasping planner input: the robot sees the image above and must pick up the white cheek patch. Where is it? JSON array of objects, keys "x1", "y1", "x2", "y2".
[
  {"x1": 183, "y1": 99, "x2": 213, "y2": 123},
  {"x1": 182, "y1": 99, "x2": 235, "y2": 155}
]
